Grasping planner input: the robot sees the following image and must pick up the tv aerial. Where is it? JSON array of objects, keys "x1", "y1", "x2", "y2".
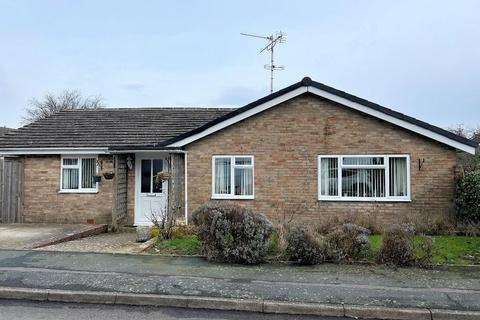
[{"x1": 241, "y1": 31, "x2": 286, "y2": 93}]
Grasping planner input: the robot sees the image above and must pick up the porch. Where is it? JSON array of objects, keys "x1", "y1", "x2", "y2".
[{"x1": 111, "y1": 151, "x2": 186, "y2": 229}]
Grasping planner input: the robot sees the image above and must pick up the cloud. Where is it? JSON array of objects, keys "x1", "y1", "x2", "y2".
[{"x1": 121, "y1": 80, "x2": 146, "y2": 91}]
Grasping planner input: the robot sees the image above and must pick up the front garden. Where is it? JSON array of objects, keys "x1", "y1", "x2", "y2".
[
  {"x1": 147, "y1": 168, "x2": 480, "y2": 268},
  {"x1": 152, "y1": 231, "x2": 480, "y2": 266}
]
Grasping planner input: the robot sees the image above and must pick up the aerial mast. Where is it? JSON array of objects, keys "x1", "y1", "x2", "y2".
[{"x1": 241, "y1": 31, "x2": 286, "y2": 93}]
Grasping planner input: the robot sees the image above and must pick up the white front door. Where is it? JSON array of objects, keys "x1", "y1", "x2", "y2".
[{"x1": 135, "y1": 154, "x2": 168, "y2": 226}]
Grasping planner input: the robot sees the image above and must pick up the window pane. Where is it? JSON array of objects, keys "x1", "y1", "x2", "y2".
[
  {"x1": 343, "y1": 157, "x2": 384, "y2": 165},
  {"x1": 342, "y1": 168, "x2": 385, "y2": 197},
  {"x1": 320, "y1": 158, "x2": 338, "y2": 196},
  {"x1": 234, "y1": 167, "x2": 253, "y2": 195},
  {"x1": 63, "y1": 158, "x2": 78, "y2": 166},
  {"x1": 389, "y1": 157, "x2": 408, "y2": 196},
  {"x1": 141, "y1": 160, "x2": 151, "y2": 193},
  {"x1": 81, "y1": 158, "x2": 96, "y2": 189},
  {"x1": 214, "y1": 158, "x2": 231, "y2": 194},
  {"x1": 152, "y1": 159, "x2": 163, "y2": 193},
  {"x1": 62, "y1": 168, "x2": 79, "y2": 189},
  {"x1": 235, "y1": 157, "x2": 251, "y2": 165}
]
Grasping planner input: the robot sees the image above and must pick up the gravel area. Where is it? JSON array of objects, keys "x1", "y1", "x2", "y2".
[{"x1": 37, "y1": 232, "x2": 151, "y2": 254}]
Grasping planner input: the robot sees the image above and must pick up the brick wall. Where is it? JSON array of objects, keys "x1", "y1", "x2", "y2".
[
  {"x1": 23, "y1": 155, "x2": 114, "y2": 224},
  {"x1": 185, "y1": 93, "x2": 458, "y2": 227}
]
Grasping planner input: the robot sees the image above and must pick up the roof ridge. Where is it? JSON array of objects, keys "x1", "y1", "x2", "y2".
[{"x1": 57, "y1": 106, "x2": 237, "y2": 112}]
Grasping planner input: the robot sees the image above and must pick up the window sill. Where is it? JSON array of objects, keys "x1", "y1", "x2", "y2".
[
  {"x1": 318, "y1": 197, "x2": 411, "y2": 202},
  {"x1": 58, "y1": 190, "x2": 99, "y2": 194},
  {"x1": 211, "y1": 195, "x2": 255, "y2": 200}
]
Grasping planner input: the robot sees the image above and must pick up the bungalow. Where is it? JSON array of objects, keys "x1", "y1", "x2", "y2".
[{"x1": 0, "y1": 77, "x2": 477, "y2": 227}]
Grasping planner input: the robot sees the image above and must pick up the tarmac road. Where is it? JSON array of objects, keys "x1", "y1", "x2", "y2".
[{"x1": 0, "y1": 299, "x2": 344, "y2": 320}]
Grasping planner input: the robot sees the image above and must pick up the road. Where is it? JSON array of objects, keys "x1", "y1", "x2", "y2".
[
  {"x1": 0, "y1": 299, "x2": 343, "y2": 320},
  {"x1": 0, "y1": 250, "x2": 478, "y2": 312}
]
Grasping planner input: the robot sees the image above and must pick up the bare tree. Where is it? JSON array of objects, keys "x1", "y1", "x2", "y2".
[
  {"x1": 449, "y1": 124, "x2": 480, "y2": 172},
  {"x1": 149, "y1": 205, "x2": 176, "y2": 240},
  {"x1": 148, "y1": 171, "x2": 176, "y2": 240},
  {"x1": 23, "y1": 89, "x2": 104, "y2": 124}
]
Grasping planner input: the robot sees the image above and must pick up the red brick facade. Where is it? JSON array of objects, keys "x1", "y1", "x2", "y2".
[{"x1": 185, "y1": 93, "x2": 458, "y2": 226}]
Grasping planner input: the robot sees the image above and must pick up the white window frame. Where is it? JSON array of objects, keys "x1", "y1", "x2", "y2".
[
  {"x1": 318, "y1": 154, "x2": 411, "y2": 202},
  {"x1": 60, "y1": 155, "x2": 99, "y2": 193},
  {"x1": 211, "y1": 155, "x2": 254, "y2": 200}
]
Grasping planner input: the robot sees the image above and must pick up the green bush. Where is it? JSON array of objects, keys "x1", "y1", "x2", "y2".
[
  {"x1": 192, "y1": 203, "x2": 273, "y2": 264},
  {"x1": 325, "y1": 223, "x2": 371, "y2": 262},
  {"x1": 285, "y1": 224, "x2": 326, "y2": 265},
  {"x1": 455, "y1": 171, "x2": 480, "y2": 224}
]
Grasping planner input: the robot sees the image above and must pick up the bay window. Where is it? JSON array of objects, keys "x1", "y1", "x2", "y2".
[
  {"x1": 318, "y1": 155, "x2": 410, "y2": 201},
  {"x1": 61, "y1": 156, "x2": 98, "y2": 192},
  {"x1": 212, "y1": 155, "x2": 254, "y2": 199}
]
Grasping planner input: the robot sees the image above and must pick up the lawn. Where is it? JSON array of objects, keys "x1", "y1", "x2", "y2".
[
  {"x1": 151, "y1": 236, "x2": 199, "y2": 255},
  {"x1": 369, "y1": 234, "x2": 480, "y2": 265},
  {"x1": 152, "y1": 234, "x2": 480, "y2": 265}
]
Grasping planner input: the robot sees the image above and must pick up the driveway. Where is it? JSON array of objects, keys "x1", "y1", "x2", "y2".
[
  {"x1": 0, "y1": 224, "x2": 107, "y2": 249},
  {"x1": 38, "y1": 231, "x2": 153, "y2": 254}
]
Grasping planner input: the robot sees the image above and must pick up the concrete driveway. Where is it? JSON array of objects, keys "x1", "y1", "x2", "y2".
[{"x1": 0, "y1": 224, "x2": 107, "y2": 249}]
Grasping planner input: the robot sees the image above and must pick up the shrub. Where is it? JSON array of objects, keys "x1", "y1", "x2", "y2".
[
  {"x1": 313, "y1": 217, "x2": 341, "y2": 234},
  {"x1": 455, "y1": 171, "x2": 480, "y2": 224},
  {"x1": 192, "y1": 203, "x2": 273, "y2": 264},
  {"x1": 285, "y1": 224, "x2": 326, "y2": 265},
  {"x1": 325, "y1": 223, "x2": 371, "y2": 262},
  {"x1": 172, "y1": 225, "x2": 197, "y2": 238},
  {"x1": 314, "y1": 214, "x2": 380, "y2": 235},
  {"x1": 415, "y1": 236, "x2": 434, "y2": 268},
  {"x1": 400, "y1": 212, "x2": 455, "y2": 235},
  {"x1": 377, "y1": 224, "x2": 435, "y2": 267},
  {"x1": 376, "y1": 224, "x2": 416, "y2": 266}
]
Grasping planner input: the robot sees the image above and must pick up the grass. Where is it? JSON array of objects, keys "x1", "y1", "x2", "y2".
[
  {"x1": 152, "y1": 236, "x2": 199, "y2": 255},
  {"x1": 429, "y1": 235, "x2": 480, "y2": 265},
  {"x1": 368, "y1": 235, "x2": 480, "y2": 265},
  {"x1": 151, "y1": 234, "x2": 480, "y2": 265}
]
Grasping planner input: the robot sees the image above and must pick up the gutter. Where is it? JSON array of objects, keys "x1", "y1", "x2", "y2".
[{"x1": 0, "y1": 147, "x2": 109, "y2": 156}]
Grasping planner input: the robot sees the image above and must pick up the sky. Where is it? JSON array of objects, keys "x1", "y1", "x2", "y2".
[{"x1": 0, "y1": 0, "x2": 479, "y2": 129}]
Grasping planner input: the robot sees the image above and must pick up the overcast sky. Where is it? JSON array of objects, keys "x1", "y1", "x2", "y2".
[{"x1": 0, "y1": 0, "x2": 479, "y2": 129}]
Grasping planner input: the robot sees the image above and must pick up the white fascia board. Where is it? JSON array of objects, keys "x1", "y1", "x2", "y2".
[
  {"x1": 167, "y1": 87, "x2": 308, "y2": 147},
  {"x1": 0, "y1": 147, "x2": 109, "y2": 155},
  {"x1": 307, "y1": 87, "x2": 476, "y2": 154},
  {"x1": 111, "y1": 149, "x2": 186, "y2": 154}
]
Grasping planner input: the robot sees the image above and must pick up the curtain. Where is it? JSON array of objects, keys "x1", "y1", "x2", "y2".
[
  {"x1": 234, "y1": 167, "x2": 253, "y2": 195},
  {"x1": 215, "y1": 158, "x2": 231, "y2": 194},
  {"x1": 62, "y1": 168, "x2": 79, "y2": 189},
  {"x1": 321, "y1": 158, "x2": 338, "y2": 196},
  {"x1": 389, "y1": 157, "x2": 407, "y2": 196},
  {"x1": 81, "y1": 158, "x2": 96, "y2": 189}
]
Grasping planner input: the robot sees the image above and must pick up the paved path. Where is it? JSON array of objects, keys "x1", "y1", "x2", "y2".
[
  {"x1": 0, "y1": 224, "x2": 106, "y2": 249},
  {"x1": 38, "y1": 232, "x2": 143, "y2": 253},
  {"x1": 0, "y1": 299, "x2": 340, "y2": 320},
  {"x1": 0, "y1": 250, "x2": 479, "y2": 312}
]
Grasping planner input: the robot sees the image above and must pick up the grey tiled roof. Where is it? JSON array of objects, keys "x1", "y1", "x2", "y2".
[
  {"x1": 0, "y1": 108, "x2": 234, "y2": 149},
  {"x1": 0, "y1": 127, "x2": 15, "y2": 137}
]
